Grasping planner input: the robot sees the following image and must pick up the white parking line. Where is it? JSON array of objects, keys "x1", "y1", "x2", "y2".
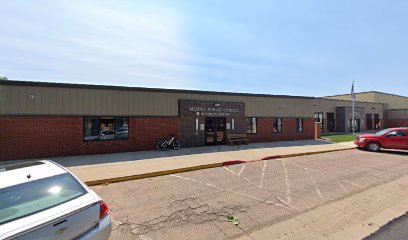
[
  {"x1": 222, "y1": 166, "x2": 297, "y2": 210},
  {"x1": 238, "y1": 165, "x2": 246, "y2": 176},
  {"x1": 259, "y1": 161, "x2": 267, "y2": 188},
  {"x1": 337, "y1": 180, "x2": 349, "y2": 193},
  {"x1": 305, "y1": 169, "x2": 324, "y2": 201},
  {"x1": 343, "y1": 179, "x2": 364, "y2": 188},
  {"x1": 171, "y1": 174, "x2": 277, "y2": 205},
  {"x1": 223, "y1": 166, "x2": 238, "y2": 175},
  {"x1": 281, "y1": 160, "x2": 293, "y2": 205},
  {"x1": 287, "y1": 161, "x2": 324, "y2": 201}
]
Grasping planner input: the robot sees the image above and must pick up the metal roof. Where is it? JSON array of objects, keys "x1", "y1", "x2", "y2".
[{"x1": 0, "y1": 79, "x2": 314, "y2": 99}]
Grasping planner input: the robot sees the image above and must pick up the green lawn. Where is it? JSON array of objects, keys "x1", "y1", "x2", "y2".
[{"x1": 322, "y1": 134, "x2": 356, "y2": 143}]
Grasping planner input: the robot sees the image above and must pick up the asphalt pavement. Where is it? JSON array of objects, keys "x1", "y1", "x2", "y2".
[
  {"x1": 91, "y1": 149, "x2": 408, "y2": 240},
  {"x1": 365, "y1": 211, "x2": 408, "y2": 240}
]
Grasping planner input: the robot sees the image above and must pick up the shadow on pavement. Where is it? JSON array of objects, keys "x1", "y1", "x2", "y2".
[
  {"x1": 378, "y1": 149, "x2": 408, "y2": 156},
  {"x1": 0, "y1": 139, "x2": 335, "y2": 168}
]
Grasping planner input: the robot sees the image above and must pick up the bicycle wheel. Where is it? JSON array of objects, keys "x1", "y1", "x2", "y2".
[
  {"x1": 172, "y1": 140, "x2": 181, "y2": 150},
  {"x1": 157, "y1": 140, "x2": 166, "y2": 151}
]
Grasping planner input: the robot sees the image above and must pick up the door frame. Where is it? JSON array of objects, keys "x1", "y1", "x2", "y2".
[{"x1": 205, "y1": 117, "x2": 226, "y2": 145}]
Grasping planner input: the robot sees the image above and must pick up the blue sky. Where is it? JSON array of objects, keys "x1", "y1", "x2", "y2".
[{"x1": 1, "y1": 0, "x2": 407, "y2": 97}]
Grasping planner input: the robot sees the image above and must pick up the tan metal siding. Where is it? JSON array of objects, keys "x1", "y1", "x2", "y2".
[
  {"x1": 314, "y1": 98, "x2": 384, "y2": 118},
  {"x1": 325, "y1": 92, "x2": 408, "y2": 110},
  {"x1": 388, "y1": 110, "x2": 408, "y2": 119},
  {"x1": 0, "y1": 85, "x2": 313, "y2": 117},
  {"x1": 373, "y1": 93, "x2": 408, "y2": 110},
  {"x1": 324, "y1": 92, "x2": 376, "y2": 102}
]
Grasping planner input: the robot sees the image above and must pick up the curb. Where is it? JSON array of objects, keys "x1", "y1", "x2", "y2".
[
  {"x1": 222, "y1": 147, "x2": 355, "y2": 166},
  {"x1": 85, "y1": 162, "x2": 222, "y2": 186},
  {"x1": 86, "y1": 147, "x2": 355, "y2": 186}
]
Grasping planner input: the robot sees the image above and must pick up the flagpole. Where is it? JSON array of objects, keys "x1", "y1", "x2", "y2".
[
  {"x1": 352, "y1": 95, "x2": 355, "y2": 135},
  {"x1": 352, "y1": 80, "x2": 355, "y2": 135}
]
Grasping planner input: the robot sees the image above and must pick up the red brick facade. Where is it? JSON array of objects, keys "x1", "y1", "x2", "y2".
[
  {"x1": 247, "y1": 118, "x2": 315, "y2": 143},
  {"x1": 0, "y1": 116, "x2": 317, "y2": 161},
  {"x1": 387, "y1": 119, "x2": 408, "y2": 128},
  {"x1": 0, "y1": 116, "x2": 180, "y2": 161}
]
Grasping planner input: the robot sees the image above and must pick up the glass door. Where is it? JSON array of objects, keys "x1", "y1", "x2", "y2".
[
  {"x1": 349, "y1": 119, "x2": 361, "y2": 132},
  {"x1": 205, "y1": 117, "x2": 226, "y2": 145}
]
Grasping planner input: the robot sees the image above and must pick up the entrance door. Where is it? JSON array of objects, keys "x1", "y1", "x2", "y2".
[
  {"x1": 374, "y1": 114, "x2": 380, "y2": 130},
  {"x1": 326, "y1": 113, "x2": 335, "y2": 132},
  {"x1": 366, "y1": 114, "x2": 373, "y2": 130},
  {"x1": 205, "y1": 118, "x2": 226, "y2": 145},
  {"x1": 349, "y1": 119, "x2": 360, "y2": 132}
]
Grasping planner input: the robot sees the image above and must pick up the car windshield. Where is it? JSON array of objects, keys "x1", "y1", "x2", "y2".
[
  {"x1": 374, "y1": 129, "x2": 390, "y2": 136},
  {"x1": 0, "y1": 173, "x2": 86, "y2": 225}
]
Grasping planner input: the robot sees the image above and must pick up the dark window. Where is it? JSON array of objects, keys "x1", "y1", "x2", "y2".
[
  {"x1": 296, "y1": 118, "x2": 303, "y2": 132},
  {"x1": 366, "y1": 114, "x2": 373, "y2": 130},
  {"x1": 326, "y1": 113, "x2": 335, "y2": 132},
  {"x1": 246, "y1": 117, "x2": 257, "y2": 134},
  {"x1": 387, "y1": 131, "x2": 407, "y2": 137},
  {"x1": 84, "y1": 117, "x2": 129, "y2": 141},
  {"x1": 115, "y1": 117, "x2": 129, "y2": 139},
  {"x1": 273, "y1": 118, "x2": 282, "y2": 133},
  {"x1": 84, "y1": 117, "x2": 100, "y2": 141},
  {"x1": 374, "y1": 114, "x2": 381, "y2": 130}
]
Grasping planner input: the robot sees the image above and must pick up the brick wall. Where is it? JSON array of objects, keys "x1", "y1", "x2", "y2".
[
  {"x1": 0, "y1": 116, "x2": 316, "y2": 161},
  {"x1": 386, "y1": 119, "x2": 408, "y2": 128},
  {"x1": 247, "y1": 118, "x2": 315, "y2": 143},
  {"x1": 0, "y1": 116, "x2": 180, "y2": 161}
]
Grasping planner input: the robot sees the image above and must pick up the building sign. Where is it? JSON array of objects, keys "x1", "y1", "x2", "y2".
[
  {"x1": 179, "y1": 99, "x2": 246, "y2": 147},
  {"x1": 188, "y1": 106, "x2": 240, "y2": 117}
]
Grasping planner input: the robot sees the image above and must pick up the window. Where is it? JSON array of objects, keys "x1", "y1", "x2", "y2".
[
  {"x1": 115, "y1": 117, "x2": 129, "y2": 139},
  {"x1": 84, "y1": 117, "x2": 129, "y2": 141},
  {"x1": 296, "y1": 118, "x2": 303, "y2": 132},
  {"x1": 273, "y1": 118, "x2": 282, "y2": 133},
  {"x1": 314, "y1": 112, "x2": 323, "y2": 132},
  {"x1": 314, "y1": 113, "x2": 323, "y2": 123},
  {"x1": 374, "y1": 114, "x2": 381, "y2": 130},
  {"x1": 246, "y1": 117, "x2": 257, "y2": 134},
  {"x1": 387, "y1": 131, "x2": 407, "y2": 137}
]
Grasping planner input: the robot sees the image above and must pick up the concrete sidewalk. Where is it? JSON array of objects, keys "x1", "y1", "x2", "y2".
[
  {"x1": 0, "y1": 139, "x2": 355, "y2": 185},
  {"x1": 63, "y1": 140, "x2": 355, "y2": 185}
]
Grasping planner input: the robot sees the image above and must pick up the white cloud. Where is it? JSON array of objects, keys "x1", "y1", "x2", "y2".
[{"x1": 0, "y1": 0, "x2": 198, "y2": 89}]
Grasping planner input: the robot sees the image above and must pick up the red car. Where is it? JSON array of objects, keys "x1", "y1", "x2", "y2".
[{"x1": 354, "y1": 127, "x2": 408, "y2": 151}]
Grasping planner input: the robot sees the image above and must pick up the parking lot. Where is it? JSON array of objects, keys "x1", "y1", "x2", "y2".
[{"x1": 92, "y1": 149, "x2": 408, "y2": 240}]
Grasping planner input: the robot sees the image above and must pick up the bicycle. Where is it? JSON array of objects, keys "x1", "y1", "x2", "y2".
[{"x1": 156, "y1": 135, "x2": 181, "y2": 151}]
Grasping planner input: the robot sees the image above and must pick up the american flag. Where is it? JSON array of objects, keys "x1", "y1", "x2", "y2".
[{"x1": 351, "y1": 80, "x2": 357, "y2": 102}]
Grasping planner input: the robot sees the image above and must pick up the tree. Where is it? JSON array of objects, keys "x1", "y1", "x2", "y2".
[{"x1": 0, "y1": 75, "x2": 8, "y2": 80}]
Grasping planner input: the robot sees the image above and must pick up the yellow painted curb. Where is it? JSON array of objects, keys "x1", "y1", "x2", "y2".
[{"x1": 86, "y1": 162, "x2": 223, "y2": 186}]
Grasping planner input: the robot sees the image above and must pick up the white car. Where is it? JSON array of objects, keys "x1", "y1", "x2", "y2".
[{"x1": 0, "y1": 160, "x2": 111, "y2": 240}]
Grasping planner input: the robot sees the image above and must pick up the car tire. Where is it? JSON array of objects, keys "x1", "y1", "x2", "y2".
[{"x1": 366, "y1": 142, "x2": 380, "y2": 152}]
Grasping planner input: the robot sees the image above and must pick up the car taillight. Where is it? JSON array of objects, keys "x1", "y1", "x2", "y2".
[{"x1": 99, "y1": 201, "x2": 109, "y2": 220}]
